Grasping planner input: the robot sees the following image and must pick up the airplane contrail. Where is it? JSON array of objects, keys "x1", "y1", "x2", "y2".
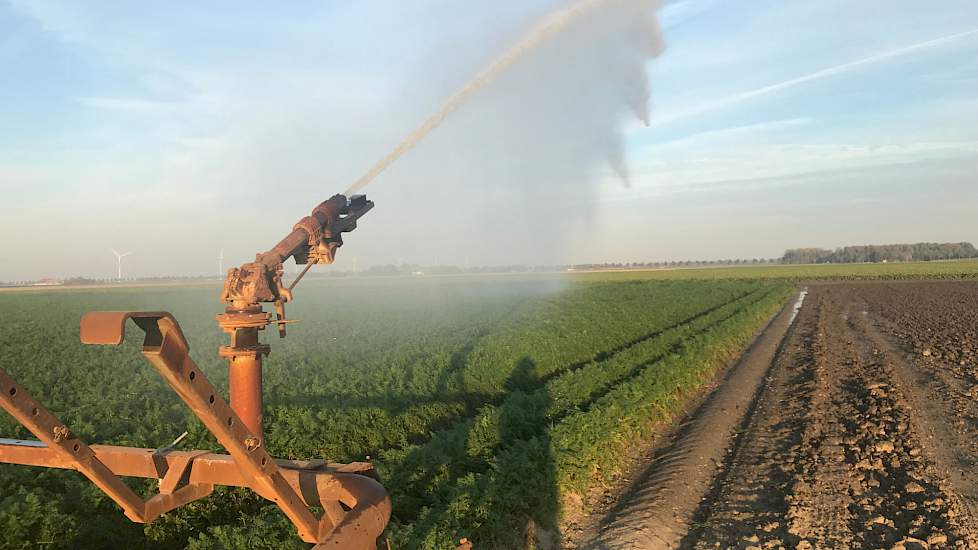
[{"x1": 650, "y1": 28, "x2": 978, "y2": 128}]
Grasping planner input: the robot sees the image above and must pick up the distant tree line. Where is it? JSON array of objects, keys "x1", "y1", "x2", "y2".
[
  {"x1": 569, "y1": 259, "x2": 781, "y2": 271},
  {"x1": 782, "y1": 242, "x2": 978, "y2": 265}
]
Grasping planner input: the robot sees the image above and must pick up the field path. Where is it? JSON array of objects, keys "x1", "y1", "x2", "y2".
[
  {"x1": 582, "y1": 290, "x2": 803, "y2": 549},
  {"x1": 580, "y1": 282, "x2": 978, "y2": 550}
]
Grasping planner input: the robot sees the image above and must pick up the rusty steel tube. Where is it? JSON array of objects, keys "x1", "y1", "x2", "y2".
[
  {"x1": 229, "y1": 355, "x2": 264, "y2": 442},
  {"x1": 223, "y1": 318, "x2": 266, "y2": 442},
  {"x1": 0, "y1": 440, "x2": 377, "y2": 490},
  {"x1": 258, "y1": 229, "x2": 309, "y2": 267},
  {"x1": 258, "y1": 195, "x2": 347, "y2": 267}
]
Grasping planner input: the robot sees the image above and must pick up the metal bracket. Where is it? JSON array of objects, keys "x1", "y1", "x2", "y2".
[
  {"x1": 0, "y1": 367, "x2": 213, "y2": 524},
  {"x1": 0, "y1": 312, "x2": 390, "y2": 548},
  {"x1": 83, "y1": 311, "x2": 321, "y2": 542},
  {"x1": 80, "y1": 311, "x2": 188, "y2": 348}
]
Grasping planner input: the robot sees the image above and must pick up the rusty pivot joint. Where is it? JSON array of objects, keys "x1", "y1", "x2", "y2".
[{"x1": 219, "y1": 194, "x2": 374, "y2": 326}]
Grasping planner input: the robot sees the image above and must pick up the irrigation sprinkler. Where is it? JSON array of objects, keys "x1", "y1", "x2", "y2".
[{"x1": 0, "y1": 194, "x2": 389, "y2": 549}]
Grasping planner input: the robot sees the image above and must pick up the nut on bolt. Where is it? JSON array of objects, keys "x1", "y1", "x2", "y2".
[{"x1": 52, "y1": 426, "x2": 72, "y2": 443}]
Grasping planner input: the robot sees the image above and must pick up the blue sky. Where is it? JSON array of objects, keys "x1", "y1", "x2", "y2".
[{"x1": 1, "y1": 0, "x2": 976, "y2": 280}]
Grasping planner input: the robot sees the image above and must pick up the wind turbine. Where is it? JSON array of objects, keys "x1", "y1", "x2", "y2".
[{"x1": 110, "y1": 249, "x2": 132, "y2": 281}]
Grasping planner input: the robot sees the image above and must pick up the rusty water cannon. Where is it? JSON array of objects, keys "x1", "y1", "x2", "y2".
[
  {"x1": 0, "y1": 193, "x2": 390, "y2": 549},
  {"x1": 217, "y1": 194, "x2": 373, "y2": 443},
  {"x1": 220, "y1": 194, "x2": 374, "y2": 314}
]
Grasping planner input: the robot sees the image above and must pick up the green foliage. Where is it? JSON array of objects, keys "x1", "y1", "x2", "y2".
[
  {"x1": 0, "y1": 481, "x2": 78, "y2": 548},
  {"x1": 783, "y1": 242, "x2": 978, "y2": 264},
  {"x1": 0, "y1": 276, "x2": 790, "y2": 549},
  {"x1": 185, "y1": 503, "x2": 308, "y2": 550},
  {"x1": 572, "y1": 259, "x2": 978, "y2": 282}
]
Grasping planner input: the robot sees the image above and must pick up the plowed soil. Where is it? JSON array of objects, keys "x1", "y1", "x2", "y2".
[{"x1": 583, "y1": 282, "x2": 978, "y2": 550}]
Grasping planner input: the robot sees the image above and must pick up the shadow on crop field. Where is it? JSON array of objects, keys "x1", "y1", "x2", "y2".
[
  {"x1": 493, "y1": 358, "x2": 561, "y2": 548},
  {"x1": 270, "y1": 289, "x2": 762, "y2": 460},
  {"x1": 273, "y1": 295, "x2": 769, "y2": 547},
  {"x1": 386, "y1": 357, "x2": 560, "y2": 549},
  {"x1": 270, "y1": 287, "x2": 771, "y2": 547}
]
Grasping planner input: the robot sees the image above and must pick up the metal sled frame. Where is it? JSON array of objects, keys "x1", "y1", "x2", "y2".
[{"x1": 0, "y1": 311, "x2": 390, "y2": 549}]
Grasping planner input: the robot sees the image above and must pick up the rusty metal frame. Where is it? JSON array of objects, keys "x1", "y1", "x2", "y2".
[
  {"x1": 0, "y1": 312, "x2": 390, "y2": 549},
  {"x1": 0, "y1": 366, "x2": 213, "y2": 525}
]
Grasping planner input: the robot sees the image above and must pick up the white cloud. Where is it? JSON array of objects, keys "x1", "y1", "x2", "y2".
[
  {"x1": 617, "y1": 141, "x2": 978, "y2": 199},
  {"x1": 644, "y1": 117, "x2": 813, "y2": 147},
  {"x1": 76, "y1": 96, "x2": 198, "y2": 114},
  {"x1": 658, "y1": 0, "x2": 720, "y2": 29},
  {"x1": 648, "y1": 28, "x2": 978, "y2": 128}
]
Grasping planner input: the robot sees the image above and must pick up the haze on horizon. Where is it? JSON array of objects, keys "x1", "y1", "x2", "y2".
[{"x1": 1, "y1": 0, "x2": 976, "y2": 282}]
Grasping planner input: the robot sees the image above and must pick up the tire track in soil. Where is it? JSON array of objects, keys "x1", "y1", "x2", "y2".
[
  {"x1": 689, "y1": 285, "x2": 978, "y2": 549},
  {"x1": 577, "y1": 291, "x2": 806, "y2": 550},
  {"x1": 585, "y1": 283, "x2": 978, "y2": 550},
  {"x1": 686, "y1": 292, "x2": 826, "y2": 549}
]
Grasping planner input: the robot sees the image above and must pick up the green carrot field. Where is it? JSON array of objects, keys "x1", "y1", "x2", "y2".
[
  {"x1": 0, "y1": 274, "x2": 841, "y2": 548},
  {"x1": 570, "y1": 259, "x2": 978, "y2": 282}
]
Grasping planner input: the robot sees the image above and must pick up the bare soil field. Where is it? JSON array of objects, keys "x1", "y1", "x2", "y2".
[{"x1": 584, "y1": 281, "x2": 978, "y2": 550}]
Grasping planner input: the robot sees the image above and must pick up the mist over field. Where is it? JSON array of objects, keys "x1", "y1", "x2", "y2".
[{"x1": 343, "y1": 0, "x2": 665, "y2": 270}]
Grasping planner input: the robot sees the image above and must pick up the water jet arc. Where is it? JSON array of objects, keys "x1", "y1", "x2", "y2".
[{"x1": 344, "y1": 0, "x2": 656, "y2": 196}]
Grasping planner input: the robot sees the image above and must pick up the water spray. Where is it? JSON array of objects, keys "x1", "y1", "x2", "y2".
[{"x1": 345, "y1": 0, "x2": 661, "y2": 196}]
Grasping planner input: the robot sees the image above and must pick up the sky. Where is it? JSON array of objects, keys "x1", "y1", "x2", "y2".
[{"x1": 0, "y1": 0, "x2": 976, "y2": 281}]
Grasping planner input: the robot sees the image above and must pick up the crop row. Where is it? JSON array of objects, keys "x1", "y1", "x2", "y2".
[
  {"x1": 260, "y1": 280, "x2": 769, "y2": 462},
  {"x1": 382, "y1": 282, "x2": 775, "y2": 503},
  {"x1": 382, "y1": 283, "x2": 792, "y2": 548}
]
